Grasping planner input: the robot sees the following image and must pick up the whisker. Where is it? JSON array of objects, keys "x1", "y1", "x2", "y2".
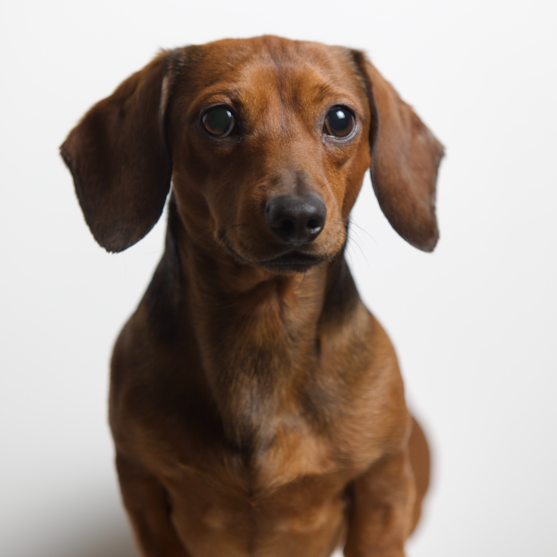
[
  {"x1": 346, "y1": 229, "x2": 371, "y2": 272},
  {"x1": 349, "y1": 220, "x2": 378, "y2": 246}
]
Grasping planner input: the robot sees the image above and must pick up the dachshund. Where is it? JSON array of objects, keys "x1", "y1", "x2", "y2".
[{"x1": 61, "y1": 35, "x2": 443, "y2": 557}]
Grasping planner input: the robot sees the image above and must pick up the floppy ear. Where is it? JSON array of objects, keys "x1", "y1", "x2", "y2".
[
  {"x1": 60, "y1": 49, "x2": 183, "y2": 253},
  {"x1": 351, "y1": 51, "x2": 444, "y2": 252}
]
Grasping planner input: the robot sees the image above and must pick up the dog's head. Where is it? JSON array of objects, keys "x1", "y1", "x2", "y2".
[{"x1": 61, "y1": 36, "x2": 443, "y2": 273}]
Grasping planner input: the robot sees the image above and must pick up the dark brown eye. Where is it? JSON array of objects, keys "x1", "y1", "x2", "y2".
[
  {"x1": 202, "y1": 106, "x2": 235, "y2": 137},
  {"x1": 324, "y1": 107, "x2": 355, "y2": 138}
]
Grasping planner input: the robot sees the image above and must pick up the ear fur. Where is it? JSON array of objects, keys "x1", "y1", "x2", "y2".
[
  {"x1": 60, "y1": 49, "x2": 183, "y2": 252},
  {"x1": 350, "y1": 50, "x2": 444, "y2": 252}
]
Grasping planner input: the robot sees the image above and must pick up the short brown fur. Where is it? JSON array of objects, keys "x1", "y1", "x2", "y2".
[{"x1": 61, "y1": 36, "x2": 442, "y2": 557}]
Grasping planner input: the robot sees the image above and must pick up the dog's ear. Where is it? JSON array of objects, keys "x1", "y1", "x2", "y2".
[
  {"x1": 350, "y1": 51, "x2": 444, "y2": 252},
  {"x1": 60, "y1": 49, "x2": 183, "y2": 253}
]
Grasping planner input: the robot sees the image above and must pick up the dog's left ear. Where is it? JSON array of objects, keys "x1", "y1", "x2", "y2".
[
  {"x1": 350, "y1": 51, "x2": 444, "y2": 252},
  {"x1": 60, "y1": 49, "x2": 183, "y2": 253}
]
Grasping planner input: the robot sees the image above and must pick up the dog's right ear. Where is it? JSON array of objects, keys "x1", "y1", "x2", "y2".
[
  {"x1": 350, "y1": 50, "x2": 444, "y2": 252},
  {"x1": 60, "y1": 49, "x2": 183, "y2": 253}
]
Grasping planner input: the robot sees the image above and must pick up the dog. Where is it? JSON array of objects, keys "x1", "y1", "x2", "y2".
[{"x1": 61, "y1": 35, "x2": 443, "y2": 557}]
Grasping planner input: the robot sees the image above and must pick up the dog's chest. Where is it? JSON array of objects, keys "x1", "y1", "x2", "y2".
[
  {"x1": 233, "y1": 411, "x2": 338, "y2": 490},
  {"x1": 123, "y1": 321, "x2": 375, "y2": 493},
  {"x1": 165, "y1": 405, "x2": 351, "y2": 536},
  {"x1": 155, "y1": 392, "x2": 344, "y2": 494}
]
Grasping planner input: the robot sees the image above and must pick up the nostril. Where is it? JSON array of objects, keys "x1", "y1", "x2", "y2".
[
  {"x1": 274, "y1": 218, "x2": 295, "y2": 234},
  {"x1": 307, "y1": 218, "x2": 321, "y2": 231}
]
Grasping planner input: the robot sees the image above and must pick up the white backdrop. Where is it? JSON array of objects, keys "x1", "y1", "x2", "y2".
[{"x1": 1, "y1": 1, "x2": 556, "y2": 556}]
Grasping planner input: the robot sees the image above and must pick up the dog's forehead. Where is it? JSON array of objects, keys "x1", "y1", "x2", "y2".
[{"x1": 178, "y1": 37, "x2": 367, "y2": 118}]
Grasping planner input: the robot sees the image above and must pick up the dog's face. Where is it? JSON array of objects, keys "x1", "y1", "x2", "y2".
[
  {"x1": 61, "y1": 36, "x2": 444, "y2": 270},
  {"x1": 169, "y1": 38, "x2": 372, "y2": 272}
]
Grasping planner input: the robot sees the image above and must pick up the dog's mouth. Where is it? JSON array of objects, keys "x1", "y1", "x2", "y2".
[
  {"x1": 218, "y1": 231, "x2": 326, "y2": 273},
  {"x1": 259, "y1": 251, "x2": 325, "y2": 273}
]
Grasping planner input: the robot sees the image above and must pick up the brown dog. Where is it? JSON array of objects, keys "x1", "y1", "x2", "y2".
[{"x1": 61, "y1": 36, "x2": 443, "y2": 557}]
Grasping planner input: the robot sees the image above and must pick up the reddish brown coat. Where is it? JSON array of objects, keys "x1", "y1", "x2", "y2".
[{"x1": 61, "y1": 36, "x2": 442, "y2": 557}]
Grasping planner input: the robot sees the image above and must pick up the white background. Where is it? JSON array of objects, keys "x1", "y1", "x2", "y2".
[{"x1": 1, "y1": 1, "x2": 556, "y2": 556}]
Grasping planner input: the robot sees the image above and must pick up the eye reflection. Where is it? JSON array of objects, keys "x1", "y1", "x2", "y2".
[
  {"x1": 324, "y1": 107, "x2": 355, "y2": 138},
  {"x1": 202, "y1": 106, "x2": 235, "y2": 137}
]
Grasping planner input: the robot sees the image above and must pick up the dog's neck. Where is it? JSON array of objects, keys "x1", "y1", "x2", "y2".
[{"x1": 148, "y1": 198, "x2": 361, "y2": 454}]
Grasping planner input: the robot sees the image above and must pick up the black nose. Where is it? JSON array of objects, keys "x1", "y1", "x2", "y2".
[{"x1": 265, "y1": 194, "x2": 327, "y2": 246}]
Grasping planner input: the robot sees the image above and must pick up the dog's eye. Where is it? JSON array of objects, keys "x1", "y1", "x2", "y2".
[
  {"x1": 324, "y1": 107, "x2": 355, "y2": 138},
  {"x1": 202, "y1": 106, "x2": 235, "y2": 137}
]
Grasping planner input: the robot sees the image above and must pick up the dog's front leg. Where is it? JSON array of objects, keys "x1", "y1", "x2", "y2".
[
  {"x1": 344, "y1": 448, "x2": 415, "y2": 557},
  {"x1": 116, "y1": 453, "x2": 191, "y2": 557}
]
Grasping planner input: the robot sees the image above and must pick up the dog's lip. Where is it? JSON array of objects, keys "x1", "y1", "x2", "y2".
[
  {"x1": 218, "y1": 231, "x2": 325, "y2": 270},
  {"x1": 260, "y1": 251, "x2": 324, "y2": 269}
]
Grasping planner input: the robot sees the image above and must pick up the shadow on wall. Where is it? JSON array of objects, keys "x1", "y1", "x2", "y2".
[
  {"x1": 47, "y1": 524, "x2": 138, "y2": 557},
  {"x1": 37, "y1": 503, "x2": 139, "y2": 557},
  {"x1": 69, "y1": 534, "x2": 136, "y2": 557}
]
